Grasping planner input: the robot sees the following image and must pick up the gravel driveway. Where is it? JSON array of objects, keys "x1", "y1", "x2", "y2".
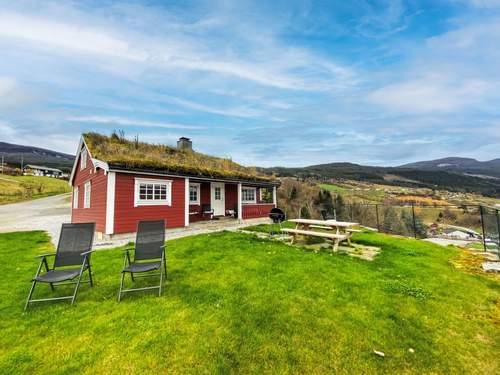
[{"x1": 0, "y1": 194, "x2": 71, "y2": 243}]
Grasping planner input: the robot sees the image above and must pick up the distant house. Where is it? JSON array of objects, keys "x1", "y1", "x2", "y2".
[
  {"x1": 23, "y1": 164, "x2": 64, "y2": 178},
  {"x1": 69, "y1": 133, "x2": 279, "y2": 238}
]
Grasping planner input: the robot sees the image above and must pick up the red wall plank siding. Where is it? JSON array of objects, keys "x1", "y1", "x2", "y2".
[
  {"x1": 113, "y1": 173, "x2": 185, "y2": 234},
  {"x1": 71, "y1": 149, "x2": 108, "y2": 233},
  {"x1": 188, "y1": 182, "x2": 211, "y2": 222},
  {"x1": 242, "y1": 204, "x2": 275, "y2": 219},
  {"x1": 225, "y1": 184, "x2": 237, "y2": 211}
]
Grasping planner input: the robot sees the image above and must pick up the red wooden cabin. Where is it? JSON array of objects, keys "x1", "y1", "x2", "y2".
[{"x1": 70, "y1": 133, "x2": 279, "y2": 238}]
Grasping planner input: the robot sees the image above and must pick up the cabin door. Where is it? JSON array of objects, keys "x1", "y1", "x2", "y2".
[{"x1": 211, "y1": 182, "x2": 225, "y2": 216}]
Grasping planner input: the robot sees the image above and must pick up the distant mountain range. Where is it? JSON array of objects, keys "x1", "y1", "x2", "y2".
[
  {"x1": 0, "y1": 142, "x2": 75, "y2": 171},
  {"x1": 262, "y1": 157, "x2": 500, "y2": 197},
  {"x1": 400, "y1": 157, "x2": 500, "y2": 178}
]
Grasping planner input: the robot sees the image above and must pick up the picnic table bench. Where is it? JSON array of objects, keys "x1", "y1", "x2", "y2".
[{"x1": 284, "y1": 219, "x2": 360, "y2": 252}]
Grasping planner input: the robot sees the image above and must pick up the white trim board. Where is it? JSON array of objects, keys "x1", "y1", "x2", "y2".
[{"x1": 105, "y1": 172, "x2": 116, "y2": 235}]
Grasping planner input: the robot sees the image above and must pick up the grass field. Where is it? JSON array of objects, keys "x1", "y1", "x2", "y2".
[
  {"x1": 0, "y1": 230, "x2": 499, "y2": 374},
  {"x1": 0, "y1": 175, "x2": 71, "y2": 205}
]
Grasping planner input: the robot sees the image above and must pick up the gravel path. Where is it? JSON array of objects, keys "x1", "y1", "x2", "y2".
[{"x1": 0, "y1": 193, "x2": 71, "y2": 243}]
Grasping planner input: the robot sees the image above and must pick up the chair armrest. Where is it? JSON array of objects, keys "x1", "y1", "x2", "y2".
[
  {"x1": 122, "y1": 247, "x2": 135, "y2": 252},
  {"x1": 160, "y1": 245, "x2": 166, "y2": 249},
  {"x1": 35, "y1": 252, "x2": 56, "y2": 259},
  {"x1": 81, "y1": 249, "x2": 96, "y2": 255}
]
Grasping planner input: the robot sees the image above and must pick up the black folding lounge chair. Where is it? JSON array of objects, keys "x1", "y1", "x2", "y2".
[
  {"x1": 118, "y1": 220, "x2": 167, "y2": 301},
  {"x1": 24, "y1": 223, "x2": 96, "y2": 311}
]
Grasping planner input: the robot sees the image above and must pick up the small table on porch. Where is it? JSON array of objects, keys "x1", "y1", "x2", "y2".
[{"x1": 283, "y1": 219, "x2": 360, "y2": 252}]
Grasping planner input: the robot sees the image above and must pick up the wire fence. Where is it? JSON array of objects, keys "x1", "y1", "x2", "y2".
[{"x1": 327, "y1": 203, "x2": 499, "y2": 253}]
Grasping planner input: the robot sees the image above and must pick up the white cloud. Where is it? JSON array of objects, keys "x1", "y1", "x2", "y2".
[
  {"x1": 0, "y1": 13, "x2": 145, "y2": 61},
  {"x1": 0, "y1": 76, "x2": 38, "y2": 111},
  {"x1": 67, "y1": 116, "x2": 202, "y2": 129},
  {"x1": 368, "y1": 78, "x2": 493, "y2": 113},
  {"x1": 0, "y1": 9, "x2": 357, "y2": 92},
  {"x1": 162, "y1": 96, "x2": 264, "y2": 119}
]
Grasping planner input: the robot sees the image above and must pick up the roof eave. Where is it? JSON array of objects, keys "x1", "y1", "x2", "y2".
[{"x1": 107, "y1": 165, "x2": 280, "y2": 187}]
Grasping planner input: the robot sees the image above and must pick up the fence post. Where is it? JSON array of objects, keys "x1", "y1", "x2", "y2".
[
  {"x1": 411, "y1": 203, "x2": 417, "y2": 239},
  {"x1": 375, "y1": 204, "x2": 380, "y2": 232},
  {"x1": 479, "y1": 205, "x2": 487, "y2": 252}
]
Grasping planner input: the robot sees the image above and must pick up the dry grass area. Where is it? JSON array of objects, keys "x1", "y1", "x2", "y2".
[
  {"x1": 83, "y1": 132, "x2": 273, "y2": 182},
  {"x1": 0, "y1": 175, "x2": 71, "y2": 205}
]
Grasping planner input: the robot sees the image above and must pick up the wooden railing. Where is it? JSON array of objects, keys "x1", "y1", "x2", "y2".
[{"x1": 242, "y1": 203, "x2": 275, "y2": 219}]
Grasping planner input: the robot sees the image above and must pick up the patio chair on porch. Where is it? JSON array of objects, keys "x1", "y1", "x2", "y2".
[
  {"x1": 202, "y1": 204, "x2": 215, "y2": 219},
  {"x1": 24, "y1": 223, "x2": 96, "y2": 311},
  {"x1": 118, "y1": 220, "x2": 167, "y2": 301}
]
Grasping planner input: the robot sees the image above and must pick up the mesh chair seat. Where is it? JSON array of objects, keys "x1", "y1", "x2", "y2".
[
  {"x1": 34, "y1": 268, "x2": 84, "y2": 283},
  {"x1": 124, "y1": 261, "x2": 161, "y2": 273}
]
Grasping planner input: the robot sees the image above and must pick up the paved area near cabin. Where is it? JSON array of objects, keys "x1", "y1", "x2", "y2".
[
  {"x1": 0, "y1": 194, "x2": 270, "y2": 248},
  {"x1": 0, "y1": 193, "x2": 72, "y2": 242}
]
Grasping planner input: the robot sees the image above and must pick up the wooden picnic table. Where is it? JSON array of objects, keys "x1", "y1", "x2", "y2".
[{"x1": 283, "y1": 218, "x2": 360, "y2": 252}]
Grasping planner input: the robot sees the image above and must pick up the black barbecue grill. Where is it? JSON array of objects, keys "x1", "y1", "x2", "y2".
[{"x1": 268, "y1": 207, "x2": 286, "y2": 235}]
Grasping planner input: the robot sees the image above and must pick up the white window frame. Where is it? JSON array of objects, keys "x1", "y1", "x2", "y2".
[
  {"x1": 80, "y1": 148, "x2": 88, "y2": 170},
  {"x1": 241, "y1": 187, "x2": 257, "y2": 204},
  {"x1": 134, "y1": 177, "x2": 172, "y2": 207},
  {"x1": 83, "y1": 181, "x2": 91, "y2": 209},
  {"x1": 73, "y1": 187, "x2": 79, "y2": 209},
  {"x1": 259, "y1": 187, "x2": 273, "y2": 203},
  {"x1": 189, "y1": 183, "x2": 200, "y2": 205}
]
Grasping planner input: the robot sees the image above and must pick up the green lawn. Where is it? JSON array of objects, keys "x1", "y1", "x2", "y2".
[
  {"x1": 0, "y1": 175, "x2": 71, "y2": 205},
  {"x1": 0, "y1": 230, "x2": 499, "y2": 374}
]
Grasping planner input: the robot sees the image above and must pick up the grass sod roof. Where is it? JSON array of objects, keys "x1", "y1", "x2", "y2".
[{"x1": 82, "y1": 132, "x2": 275, "y2": 183}]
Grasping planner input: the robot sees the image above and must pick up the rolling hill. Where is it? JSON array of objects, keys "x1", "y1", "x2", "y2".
[
  {"x1": 400, "y1": 157, "x2": 500, "y2": 178},
  {"x1": 0, "y1": 141, "x2": 75, "y2": 171},
  {"x1": 261, "y1": 160, "x2": 500, "y2": 197}
]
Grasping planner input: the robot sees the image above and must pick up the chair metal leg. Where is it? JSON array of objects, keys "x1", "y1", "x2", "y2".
[
  {"x1": 118, "y1": 272, "x2": 125, "y2": 302},
  {"x1": 71, "y1": 257, "x2": 87, "y2": 305},
  {"x1": 130, "y1": 272, "x2": 135, "y2": 282},
  {"x1": 87, "y1": 262, "x2": 94, "y2": 287},
  {"x1": 163, "y1": 251, "x2": 167, "y2": 279},
  {"x1": 158, "y1": 258, "x2": 164, "y2": 297},
  {"x1": 42, "y1": 257, "x2": 55, "y2": 291},
  {"x1": 24, "y1": 280, "x2": 37, "y2": 311}
]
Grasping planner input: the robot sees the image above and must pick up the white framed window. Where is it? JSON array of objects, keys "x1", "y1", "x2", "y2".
[
  {"x1": 259, "y1": 187, "x2": 273, "y2": 203},
  {"x1": 73, "y1": 187, "x2": 79, "y2": 209},
  {"x1": 189, "y1": 183, "x2": 200, "y2": 205},
  {"x1": 242, "y1": 187, "x2": 256, "y2": 204},
  {"x1": 83, "y1": 181, "x2": 91, "y2": 209},
  {"x1": 80, "y1": 148, "x2": 88, "y2": 170},
  {"x1": 134, "y1": 178, "x2": 172, "y2": 207}
]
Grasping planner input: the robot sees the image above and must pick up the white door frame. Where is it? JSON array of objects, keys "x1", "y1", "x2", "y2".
[{"x1": 211, "y1": 182, "x2": 225, "y2": 216}]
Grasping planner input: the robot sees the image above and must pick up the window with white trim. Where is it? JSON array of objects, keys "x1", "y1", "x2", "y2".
[
  {"x1": 189, "y1": 183, "x2": 200, "y2": 205},
  {"x1": 134, "y1": 178, "x2": 172, "y2": 206},
  {"x1": 73, "y1": 187, "x2": 79, "y2": 209},
  {"x1": 242, "y1": 187, "x2": 256, "y2": 204},
  {"x1": 83, "y1": 181, "x2": 91, "y2": 209},
  {"x1": 260, "y1": 187, "x2": 273, "y2": 203},
  {"x1": 80, "y1": 149, "x2": 88, "y2": 170}
]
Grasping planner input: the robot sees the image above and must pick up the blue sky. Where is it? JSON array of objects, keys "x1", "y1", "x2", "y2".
[{"x1": 0, "y1": 0, "x2": 499, "y2": 167}]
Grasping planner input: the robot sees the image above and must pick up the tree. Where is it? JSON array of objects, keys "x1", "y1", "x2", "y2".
[
  {"x1": 401, "y1": 210, "x2": 427, "y2": 238},
  {"x1": 382, "y1": 207, "x2": 404, "y2": 234},
  {"x1": 333, "y1": 194, "x2": 346, "y2": 220},
  {"x1": 300, "y1": 206, "x2": 311, "y2": 219}
]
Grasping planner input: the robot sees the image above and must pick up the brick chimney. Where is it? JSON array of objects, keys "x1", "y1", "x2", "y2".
[{"x1": 177, "y1": 137, "x2": 192, "y2": 151}]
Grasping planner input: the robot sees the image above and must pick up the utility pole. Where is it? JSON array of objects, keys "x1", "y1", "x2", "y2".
[
  {"x1": 20, "y1": 154, "x2": 24, "y2": 171},
  {"x1": 0, "y1": 154, "x2": 3, "y2": 174}
]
